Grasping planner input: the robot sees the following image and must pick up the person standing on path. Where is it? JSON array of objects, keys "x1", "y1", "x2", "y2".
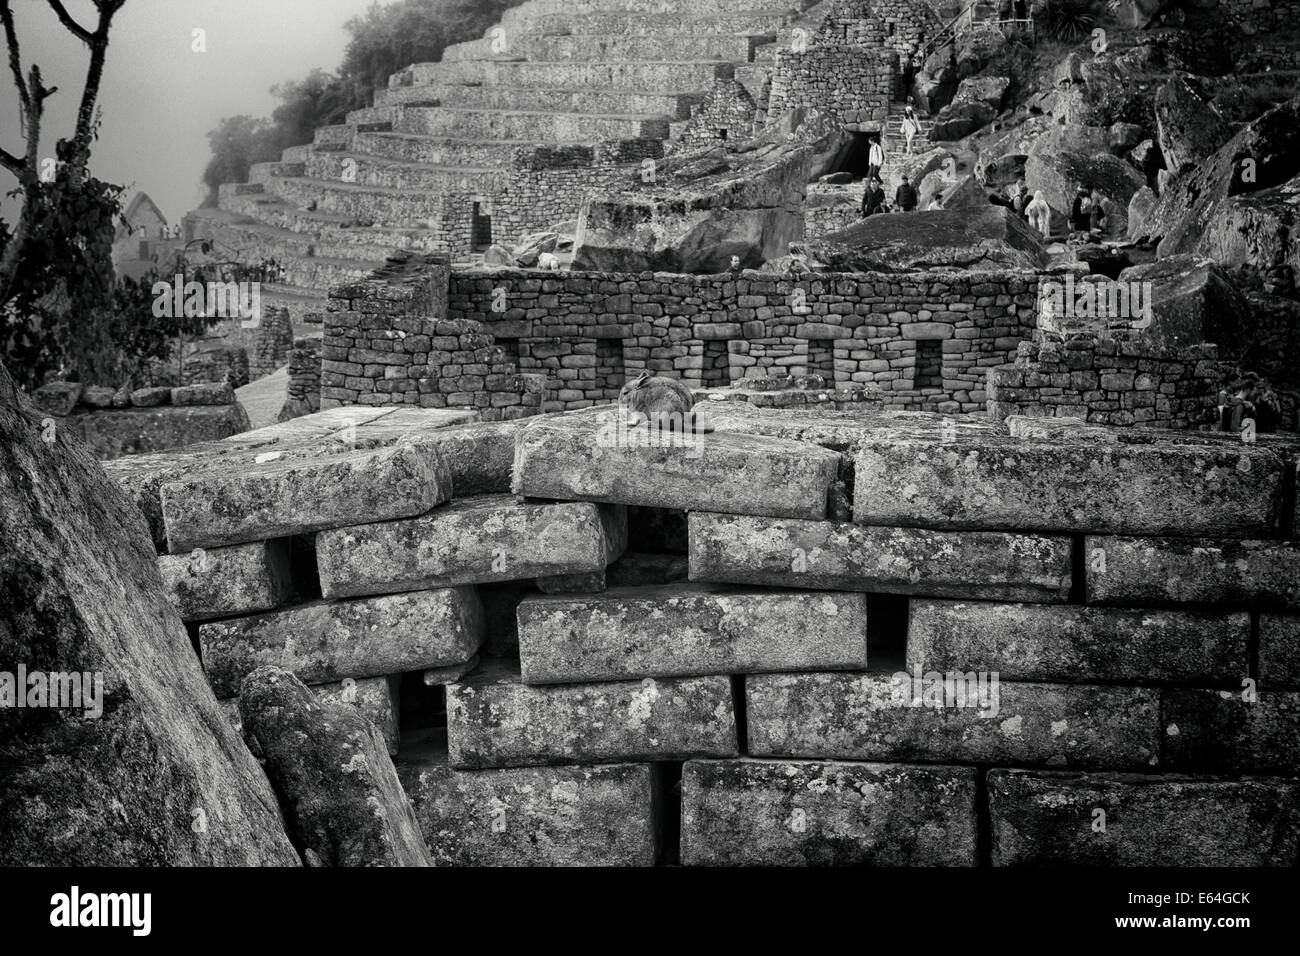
[
  {"x1": 867, "y1": 135, "x2": 885, "y2": 182},
  {"x1": 901, "y1": 106, "x2": 920, "y2": 156},
  {"x1": 895, "y1": 175, "x2": 918, "y2": 212}
]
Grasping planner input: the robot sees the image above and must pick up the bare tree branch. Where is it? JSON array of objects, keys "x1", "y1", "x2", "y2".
[
  {"x1": 0, "y1": 2, "x2": 30, "y2": 113},
  {"x1": 45, "y1": 0, "x2": 91, "y2": 43},
  {"x1": 0, "y1": 146, "x2": 21, "y2": 173}
]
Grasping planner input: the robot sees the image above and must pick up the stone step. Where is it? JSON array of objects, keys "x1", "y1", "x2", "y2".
[
  {"x1": 907, "y1": 600, "x2": 1250, "y2": 684},
  {"x1": 745, "y1": 673, "x2": 1161, "y2": 770},
  {"x1": 189, "y1": 207, "x2": 443, "y2": 266},
  {"x1": 395, "y1": 105, "x2": 671, "y2": 142},
  {"x1": 397, "y1": 729, "x2": 658, "y2": 866},
  {"x1": 854, "y1": 437, "x2": 1291, "y2": 536},
  {"x1": 247, "y1": 161, "x2": 307, "y2": 183},
  {"x1": 445, "y1": 660, "x2": 739, "y2": 769},
  {"x1": 376, "y1": 81, "x2": 702, "y2": 122},
  {"x1": 512, "y1": 413, "x2": 841, "y2": 520},
  {"x1": 990, "y1": 769, "x2": 1300, "y2": 866},
  {"x1": 688, "y1": 512, "x2": 1073, "y2": 603},
  {"x1": 259, "y1": 175, "x2": 462, "y2": 226},
  {"x1": 516, "y1": 583, "x2": 867, "y2": 684},
  {"x1": 402, "y1": 58, "x2": 735, "y2": 92},
  {"x1": 316, "y1": 496, "x2": 627, "y2": 599},
  {"x1": 354, "y1": 131, "x2": 530, "y2": 168},
  {"x1": 526, "y1": 9, "x2": 800, "y2": 36},
  {"x1": 681, "y1": 758, "x2": 978, "y2": 866},
  {"x1": 304, "y1": 149, "x2": 503, "y2": 192},
  {"x1": 199, "y1": 586, "x2": 484, "y2": 698}
]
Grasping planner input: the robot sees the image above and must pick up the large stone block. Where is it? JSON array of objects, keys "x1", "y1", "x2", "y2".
[
  {"x1": 222, "y1": 674, "x2": 400, "y2": 756},
  {"x1": 688, "y1": 512, "x2": 1072, "y2": 602},
  {"x1": 1261, "y1": 615, "x2": 1300, "y2": 688},
  {"x1": 908, "y1": 600, "x2": 1249, "y2": 683},
  {"x1": 855, "y1": 439, "x2": 1287, "y2": 536},
  {"x1": 446, "y1": 662, "x2": 738, "y2": 769},
  {"x1": 746, "y1": 673, "x2": 1160, "y2": 770},
  {"x1": 317, "y1": 496, "x2": 626, "y2": 600},
  {"x1": 513, "y1": 413, "x2": 841, "y2": 520},
  {"x1": 409, "y1": 419, "x2": 525, "y2": 496},
  {"x1": 1086, "y1": 537, "x2": 1300, "y2": 608},
  {"x1": 157, "y1": 540, "x2": 292, "y2": 622},
  {"x1": 680, "y1": 759, "x2": 978, "y2": 866},
  {"x1": 397, "y1": 731, "x2": 658, "y2": 866},
  {"x1": 990, "y1": 769, "x2": 1300, "y2": 866},
  {"x1": 1162, "y1": 688, "x2": 1300, "y2": 774},
  {"x1": 517, "y1": 583, "x2": 866, "y2": 684},
  {"x1": 200, "y1": 587, "x2": 483, "y2": 698},
  {"x1": 162, "y1": 439, "x2": 452, "y2": 551}
]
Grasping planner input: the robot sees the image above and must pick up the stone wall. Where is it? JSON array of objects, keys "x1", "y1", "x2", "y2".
[
  {"x1": 677, "y1": 78, "x2": 760, "y2": 151},
  {"x1": 768, "y1": 43, "x2": 897, "y2": 128},
  {"x1": 987, "y1": 335, "x2": 1225, "y2": 429},
  {"x1": 107, "y1": 402, "x2": 1300, "y2": 866},
  {"x1": 250, "y1": 307, "x2": 295, "y2": 381},
  {"x1": 805, "y1": 183, "x2": 865, "y2": 237},
  {"x1": 279, "y1": 337, "x2": 323, "y2": 422}
]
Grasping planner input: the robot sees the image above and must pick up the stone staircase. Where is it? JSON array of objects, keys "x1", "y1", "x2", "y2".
[{"x1": 189, "y1": 0, "x2": 821, "y2": 316}]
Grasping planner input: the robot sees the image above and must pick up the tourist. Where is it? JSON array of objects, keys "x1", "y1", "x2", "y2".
[
  {"x1": 867, "y1": 135, "x2": 885, "y2": 182},
  {"x1": 860, "y1": 175, "x2": 886, "y2": 217},
  {"x1": 901, "y1": 106, "x2": 921, "y2": 156},
  {"x1": 1025, "y1": 190, "x2": 1052, "y2": 236},
  {"x1": 895, "y1": 175, "x2": 918, "y2": 212},
  {"x1": 927, "y1": 192, "x2": 944, "y2": 211},
  {"x1": 1012, "y1": 178, "x2": 1030, "y2": 216},
  {"x1": 1069, "y1": 184, "x2": 1093, "y2": 233},
  {"x1": 1088, "y1": 189, "x2": 1107, "y2": 235}
]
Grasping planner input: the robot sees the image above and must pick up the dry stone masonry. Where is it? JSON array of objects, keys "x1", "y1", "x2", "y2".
[{"x1": 106, "y1": 397, "x2": 1300, "y2": 866}]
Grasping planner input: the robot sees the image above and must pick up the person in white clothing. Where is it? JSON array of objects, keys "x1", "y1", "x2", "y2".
[
  {"x1": 1025, "y1": 190, "x2": 1052, "y2": 237},
  {"x1": 867, "y1": 136, "x2": 885, "y2": 182},
  {"x1": 901, "y1": 106, "x2": 920, "y2": 156}
]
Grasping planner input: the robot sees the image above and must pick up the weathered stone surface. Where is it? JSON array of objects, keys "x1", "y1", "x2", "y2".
[
  {"x1": 990, "y1": 769, "x2": 1300, "y2": 866},
  {"x1": 536, "y1": 567, "x2": 605, "y2": 593},
  {"x1": 63, "y1": 404, "x2": 252, "y2": 461},
  {"x1": 854, "y1": 439, "x2": 1288, "y2": 536},
  {"x1": 398, "y1": 730, "x2": 657, "y2": 866},
  {"x1": 1162, "y1": 689, "x2": 1300, "y2": 774},
  {"x1": 607, "y1": 552, "x2": 689, "y2": 588},
  {"x1": 908, "y1": 600, "x2": 1249, "y2": 683},
  {"x1": 930, "y1": 99, "x2": 994, "y2": 141},
  {"x1": 1260, "y1": 615, "x2": 1300, "y2": 687},
  {"x1": 79, "y1": 385, "x2": 115, "y2": 409},
  {"x1": 517, "y1": 583, "x2": 866, "y2": 684},
  {"x1": 746, "y1": 673, "x2": 1160, "y2": 770},
  {"x1": 1126, "y1": 185, "x2": 1157, "y2": 240},
  {"x1": 688, "y1": 512, "x2": 1072, "y2": 603},
  {"x1": 422, "y1": 655, "x2": 479, "y2": 686},
  {"x1": 1117, "y1": 254, "x2": 1254, "y2": 352},
  {"x1": 0, "y1": 360, "x2": 298, "y2": 865},
  {"x1": 131, "y1": 386, "x2": 171, "y2": 407},
  {"x1": 1086, "y1": 537, "x2": 1300, "y2": 608},
  {"x1": 162, "y1": 438, "x2": 452, "y2": 551},
  {"x1": 317, "y1": 496, "x2": 626, "y2": 599},
  {"x1": 223, "y1": 674, "x2": 401, "y2": 756},
  {"x1": 680, "y1": 759, "x2": 978, "y2": 866},
  {"x1": 1155, "y1": 73, "x2": 1231, "y2": 174},
  {"x1": 157, "y1": 539, "x2": 292, "y2": 622},
  {"x1": 446, "y1": 662, "x2": 737, "y2": 769},
  {"x1": 513, "y1": 412, "x2": 840, "y2": 520},
  {"x1": 171, "y1": 381, "x2": 236, "y2": 407},
  {"x1": 200, "y1": 586, "x2": 484, "y2": 698},
  {"x1": 239, "y1": 667, "x2": 431, "y2": 866},
  {"x1": 795, "y1": 205, "x2": 1048, "y2": 273},
  {"x1": 30, "y1": 381, "x2": 82, "y2": 416},
  {"x1": 416, "y1": 420, "x2": 524, "y2": 496}
]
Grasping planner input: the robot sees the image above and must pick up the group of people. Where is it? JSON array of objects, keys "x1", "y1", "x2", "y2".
[
  {"x1": 857, "y1": 105, "x2": 933, "y2": 218},
  {"x1": 987, "y1": 179, "x2": 1107, "y2": 240}
]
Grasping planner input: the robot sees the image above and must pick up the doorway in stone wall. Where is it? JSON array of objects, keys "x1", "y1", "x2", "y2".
[
  {"x1": 701, "y1": 340, "x2": 730, "y2": 388},
  {"x1": 806, "y1": 339, "x2": 835, "y2": 382},
  {"x1": 594, "y1": 339, "x2": 626, "y2": 401},
  {"x1": 826, "y1": 130, "x2": 876, "y2": 180},
  {"x1": 914, "y1": 338, "x2": 944, "y2": 390},
  {"x1": 471, "y1": 201, "x2": 493, "y2": 251}
]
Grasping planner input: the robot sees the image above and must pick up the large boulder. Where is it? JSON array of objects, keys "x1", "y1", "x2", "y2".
[
  {"x1": 0, "y1": 361, "x2": 299, "y2": 865},
  {"x1": 930, "y1": 76, "x2": 1009, "y2": 141},
  {"x1": 1196, "y1": 174, "x2": 1300, "y2": 277},
  {"x1": 1127, "y1": 186, "x2": 1158, "y2": 241},
  {"x1": 238, "y1": 666, "x2": 433, "y2": 867},
  {"x1": 1112, "y1": 0, "x2": 1167, "y2": 29},
  {"x1": 1149, "y1": 96, "x2": 1300, "y2": 256},
  {"x1": 1155, "y1": 73, "x2": 1232, "y2": 174},
  {"x1": 790, "y1": 205, "x2": 1048, "y2": 273},
  {"x1": 1025, "y1": 150, "x2": 1146, "y2": 238},
  {"x1": 573, "y1": 143, "x2": 812, "y2": 273},
  {"x1": 1118, "y1": 254, "x2": 1254, "y2": 352}
]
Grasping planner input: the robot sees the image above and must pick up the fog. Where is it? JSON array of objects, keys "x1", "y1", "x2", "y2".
[{"x1": 0, "y1": 0, "x2": 377, "y2": 225}]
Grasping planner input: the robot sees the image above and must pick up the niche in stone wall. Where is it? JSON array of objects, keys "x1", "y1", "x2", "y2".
[
  {"x1": 593, "y1": 339, "x2": 626, "y2": 401},
  {"x1": 470, "y1": 200, "x2": 493, "y2": 250},
  {"x1": 825, "y1": 130, "x2": 877, "y2": 180},
  {"x1": 702, "y1": 340, "x2": 731, "y2": 388},
  {"x1": 914, "y1": 339, "x2": 944, "y2": 390},
  {"x1": 806, "y1": 340, "x2": 836, "y2": 380},
  {"x1": 491, "y1": 337, "x2": 520, "y2": 372}
]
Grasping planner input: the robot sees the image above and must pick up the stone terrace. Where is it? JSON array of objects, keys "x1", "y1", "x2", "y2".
[
  {"x1": 186, "y1": 0, "x2": 826, "y2": 320},
  {"x1": 107, "y1": 403, "x2": 1300, "y2": 865}
]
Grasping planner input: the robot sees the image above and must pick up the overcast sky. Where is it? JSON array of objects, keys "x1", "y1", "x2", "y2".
[{"x1": 0, "y1": 0, "x2": 378, "y2": 223}]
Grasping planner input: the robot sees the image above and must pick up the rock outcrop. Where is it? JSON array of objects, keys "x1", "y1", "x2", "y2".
[
  {"x1": 0, "y1": 361, "x2": 299, "y2": 866},
  {"x1": 1154, "y1": 73, "x2": 1231, "y2": 174}
]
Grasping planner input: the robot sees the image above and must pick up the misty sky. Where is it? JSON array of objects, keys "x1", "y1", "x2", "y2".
[{"x1": 0, "y1": 0, "x2": 381, "y2": 224}]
